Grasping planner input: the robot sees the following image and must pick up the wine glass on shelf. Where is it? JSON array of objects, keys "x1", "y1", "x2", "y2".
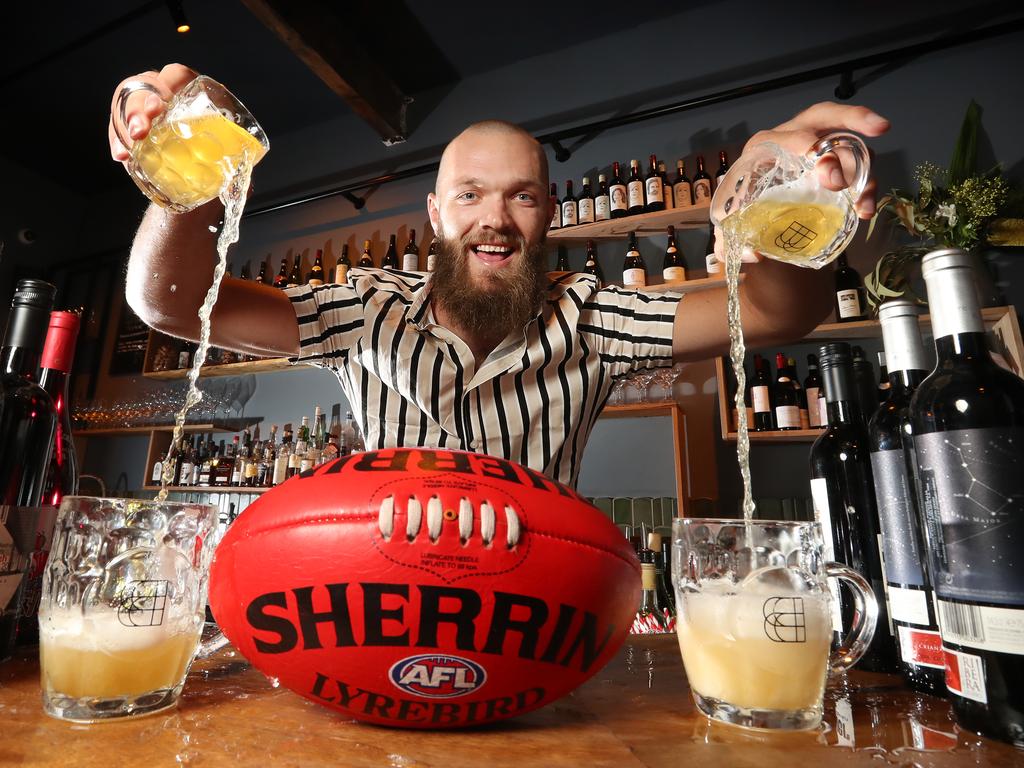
[{"x1": 630, "y1": 369, "x2": 657, "y2": 403}]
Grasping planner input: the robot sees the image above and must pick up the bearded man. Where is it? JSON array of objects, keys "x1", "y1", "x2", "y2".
[{"x1": 117, "y1": 65, "x2": 888, "y2": 487}]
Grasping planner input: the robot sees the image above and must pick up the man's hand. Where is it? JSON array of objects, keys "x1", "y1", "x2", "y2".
[{"x1": 108, "y1": 63, "x2": 198, "y2": 162}]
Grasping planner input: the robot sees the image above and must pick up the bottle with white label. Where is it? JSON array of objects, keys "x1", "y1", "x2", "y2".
[
  {"x1": 426, "y1": 238, "x2": 438, "y2": 272},
  {"x1": 609, "y1": 162, "x2": 628, "y2": 219},
  {"x1": 549, "y1": 183, "x2": 561, "y2": 230},
  {"x1": 661, "y1": 226, "x2": 686, "y2": 283},
  {"x1": 594, "y1": 174, "x2": 611, "y2": 221},
  {"x1": 867, "y1": 299, "x2": 945, "y2": 696},
  {"x1": 788, "y1": 356, "x2": 809, "y2": 429},
  {"x1": 561, "y1": 180, "x2": 578, "y2": 227},
  {"x1": 644, "y1": 154, "x2": 665, "y2": 212},
  {"x1": 583, "y1": 240, "x2": 604, "y2": 288},
  {"x1": 402, "y1": 229, "x2": 419, "y2": 272},
  {"x1": 150, "y1": 458, "x2": 163, "y2": 485},
  {"x1": 334, "y1": 244, "x2": 351, "y2": 284},
  {"x1": 627, "y1": 160, "x2": 646, "y2": 215},
  {"x1": 692, "y1": 155, "x2": 712, "y2": 204},
  {"x1": 621, "y1": 232, "x2": 646, "y2": 288},
  {"x1": 910, "y1": 248, "x2": 1024, "y2": 744},
  {"x1": 809, "y1": 341, "x2": 898, "y2": 673},
  {"x1": 577, "y1": 177, "x2": 595, "y2": 224},
  {"x1": 658, "y1": 160, "x2": 673, "y2": 210},
  {"x1": 834, "y1": 252, "x2": 868, "y2": 322},
  {"x1": 773, "y1": 352, "x2": 801, "y2": 430},
  {"x1": 673, "y1": 159, "x2": 693, "y2": 209},
  {"x1": 750, "y1": 354, "x2": 774, "y2": 431}
]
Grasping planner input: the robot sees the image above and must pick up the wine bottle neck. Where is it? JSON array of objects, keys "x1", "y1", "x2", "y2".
[
  {"x1": 887, "y1": 368, "x2": 927, "y2": 395},
  {"x1": 826, "y1": 399, "x2": 862, "y2": 425},
  {"x1": 934, "y1": 332, "x2": 993, "y2": 365},
  {"x1": 2, "y1": 346, "x2": 39, "y2": 378}
]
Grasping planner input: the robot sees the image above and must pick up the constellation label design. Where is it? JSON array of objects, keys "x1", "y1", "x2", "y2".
[
  {"x1": 115, "y1": 580, "x2": 170, "y2": 627},
  {"x1": 774, "y1": 221, "x2": 818, "y2": 252},
  {"x1": 763, "y1": 596, "x2": 807, "y2": 643}
]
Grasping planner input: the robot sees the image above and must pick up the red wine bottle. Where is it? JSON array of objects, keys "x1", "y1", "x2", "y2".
[
  {"x1": 750, "y1": 354, "x2": 775, "y2": 431},
  {"x1": 39, "y1": 310, "x2": 80, "y2": 507},
  {"x1": 868, "y1": 299, "x2": 945, "y2": 696},
  {"x1": 910, "y1": 248, "x2": 1024, "y2": 745}
]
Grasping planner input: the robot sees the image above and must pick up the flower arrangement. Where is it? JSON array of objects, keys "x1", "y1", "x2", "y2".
[{"x1": 865, "y1": 101, "x2": 1024, "y2": 310}]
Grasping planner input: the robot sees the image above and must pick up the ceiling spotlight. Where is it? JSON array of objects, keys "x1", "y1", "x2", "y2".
[{"x1": 166, "y1": 0, "x2": 190, "y2": 34}]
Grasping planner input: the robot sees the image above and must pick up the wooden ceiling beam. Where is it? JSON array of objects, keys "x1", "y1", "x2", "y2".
[{"x1": 241, "y1": 0, "x2": 411, "y2": 144}]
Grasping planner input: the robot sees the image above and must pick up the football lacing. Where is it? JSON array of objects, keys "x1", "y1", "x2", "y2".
[{"x1": 377, "y1": 495, "x2": 520, "y2": 547}]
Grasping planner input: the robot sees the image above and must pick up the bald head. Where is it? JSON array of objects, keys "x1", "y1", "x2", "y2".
[{"x1": 436, "y1": 121, "x2": 549, "y2": 194}]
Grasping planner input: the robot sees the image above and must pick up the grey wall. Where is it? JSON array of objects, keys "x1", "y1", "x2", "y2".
[{"x1": 68, "y1": 4, "x2": 1021, "y2": 500}]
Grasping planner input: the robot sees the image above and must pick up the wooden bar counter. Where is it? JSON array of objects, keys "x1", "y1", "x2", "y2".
[{"x1": 1, "y1": 635, "x2": 1020, "y2": 767}]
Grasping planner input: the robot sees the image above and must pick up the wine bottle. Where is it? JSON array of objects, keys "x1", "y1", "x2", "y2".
[
  {"x1": 583, "y1": 240, "x2": 604, "y2": 288},
  {"x1": 809, "y1": 342, "x2": 898, "y2": 673},
  {"x1": 426, "y1": 238, "x2": 438, "y2": 272},
  {"x1": 834, "y1": 252, "x2": 868, "y2": 322},
  {"x1": 632, "y1": 524, "x2": 669, "y2": 634},
  {"x1": 39, "y1": 310, "x2": 80, "y2": 506},
  {"x1": 239, "y1": 262, "x2": 252, "y2": 281},
  {"x1": 692, "y1": 155, "x2": 712, "y2": 203},
  {"x1": 307, "y1": 249, "x2": 325, "y2": 286},
  {"x1": 548, "y1": 183, "x2": 561, "y2": 230},
  {"x1": 609, "y1": 162, "x2": 628, "y2": 219},
  {"x1": 334, "y1": 244, "x2": 351, "y2": 284},
  {"x1": 286, "y1": 256, "x2": 302, "y2": 288},
  {"x1": 577, "y1": 177, "x2": 595, "y2": 224},
  {"x1": 851, "y1": 344, "x2": 879, "y2": 420},
  {"x1": 594, "y1": 174, "x2": 611, "y2": 221},
  {"x1": 750, "y1": 354, "x2": 774, "y2": 431},
  {"x1": 256, "y1": 258, "x2": 270, "y2": 285},
  {"x1": 273, "y1": 257, "x2": 289, "y2": 289},
  {"x1": 787, "y1": 356, "x2": 809, "y2": 430},
  {"x1": 560, "y1": 180, "x2": 578, "y2": 227},
  {"x1": 179, "y1": 436, "x2": 195, "y2": 488},
  {"x1": 877, "y1": 351, "x2": 891, "y2": 403},
  {"x1": 627, "y1": 160, "x2": 646, "y2": 215},
  {"x1": 773, "y1": 351, "x2": 801, "y2": 431},
  {"x1": 714, "y1": 150, "x2": 730, "y2": 191},
  {"x1": 910, "y1": 248, "x2": 1024, "y2": 744},
  {"x1": 382, "y1": 235, "x2": 399, "y2": 270},
  {"x1": 555, "y1": 246, "x2": 571, "y2": 272},
  {"x1": 868, "y1": 299, "x2": 945, "y2": 696},
  {"x1": 658, "y1": 160, "x2": 673, "y2": 210},
  {"x1": 621, "y1": 232, "x2": 646, "y2": 288},
  {"x1": 804, "y1": 353, "x2": 825, "y2": 429},
  {"x1": 0, "y1": 279, "x2": 58, "y2": 508},
  {"x1": 673, "y1": 159, "x2": 693, "y2": 209},
  {"x1": 661, "y1": 226, "x2": 686, "y2": 284},
  {"x1": 644, "y1": 154, "x2": 665, "y2": 212},
  {"x1": 403, "y1": 230, "x2": 419, "y2": 272},
  {"x1": 359, "y1": 239, "x2": 374, "y2": 268},
  {"x1": 648, "y1": 530, "x2": 676, "y2": 626}
]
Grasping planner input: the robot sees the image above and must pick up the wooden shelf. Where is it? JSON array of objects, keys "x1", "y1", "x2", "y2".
[
  {"x1": 144, "y1": 356, "x2": 295, "y2": 380},
  {"x1": 601, "y1": 401, "x2": 682, "y2": 419},
  {"x1": 547, "y1": 203, "x2": 710, "y2": 243},
  {"x1": 74, "y1": 419, "x2": 261, "y2": 437},
  {"x1": 806, "y1": 305, "x2": 1010, "y2": 340},
  {"x1": 722, "y1": 429, "x2": 824, "y2": 444},
  {"x1": 141, "y1": 485, "x2": 271, "y2": 494}
]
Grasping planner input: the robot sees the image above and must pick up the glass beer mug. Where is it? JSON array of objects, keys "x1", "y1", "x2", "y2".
[
  {"x1": 38, "y1": 497, "x2": 227, "y2": 722},
  {"x1": 111, "y1": 74, "x2": 269, "y2": 212},
  {"x1": 710, "y1": 133, "x2": 870, "y2": 268}
]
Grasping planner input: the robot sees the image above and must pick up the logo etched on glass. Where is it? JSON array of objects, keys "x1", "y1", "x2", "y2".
[
  {"x1": 115, "y1": 580, "x2": 170, "y2": 627},
  {"x1": 774, "y1": 221, "x2": 819, "y2": 252},
  {"x1": 763, "y1": 596, "x2": 807, "y2": 643}
]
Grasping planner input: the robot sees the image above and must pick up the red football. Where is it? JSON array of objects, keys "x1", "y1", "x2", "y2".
[{"x1": 208, "y1": 448, "x2": 640, "y2": 728}]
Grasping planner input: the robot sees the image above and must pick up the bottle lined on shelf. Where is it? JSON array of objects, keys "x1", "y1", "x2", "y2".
[{"x1": 731, "y1": 351, "x2": 833, "y2": 434}]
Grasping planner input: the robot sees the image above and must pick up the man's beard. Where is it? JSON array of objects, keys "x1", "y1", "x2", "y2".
[{"x1": 430, "y1": 229, "x2": 548, "y2": 341}]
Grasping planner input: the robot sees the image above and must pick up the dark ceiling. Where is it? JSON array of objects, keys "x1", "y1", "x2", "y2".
[{"x1": 0, "y1": 0, "x2": 687, "y2": 196}]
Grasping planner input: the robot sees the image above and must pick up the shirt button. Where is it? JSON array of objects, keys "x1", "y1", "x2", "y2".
[{"x1": 471, "y1": 440, "x2": 480, "y2": 450}]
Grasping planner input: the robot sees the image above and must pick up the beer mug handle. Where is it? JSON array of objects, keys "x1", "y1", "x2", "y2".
[
  {"x1": 111, "y1": 76, "x2": 172, "y2": 152},
  {"x1": 824, "y1": 561, "x2": 879, "y2": 675},
  {"x1": 196, "y1": 623, "x2": 231, "y2": 659},
  {"x1": 810, "y1": 132, "x2": 870, "y2": 202}
]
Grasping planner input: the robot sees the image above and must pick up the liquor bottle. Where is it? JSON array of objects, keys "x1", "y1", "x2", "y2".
[
  {"x1": 273, "y1": 257, "x2": 289, "y2": 289},
  {"x1": 334, "y1": 244, "x2": 351, "y2": 284},
  {"x1": 577, "y1": 177, "x2": 595, "y2": 224},
  {"x1": 307, "y1": 249, "x2": 325, "y2": 286},
  {"x1": 560, "y1": 180, "x2": 578, "y2": 227},
  {"x1": 0, "y1": 279, "x2": 58, "y2": 508},
  {"x1": 877, "y1": 351, "x2": 891, "y2": 403},
  {"x1": 594, "y1": 174, "x2": 611, "y2": 221},
  {"x1": 230, "y1": 433, "x2": 245, "y2": 486},
  {"x1": 290, "y1": 416, "x2": 310, "y2": 478},
  {"x1": 809, "y1": 342, "x2": 898, "y2": 673},
  {"x1": 621, "y1": 232, "x2": 646, "y2": 288},
  {"x1": 805, "y1": 353, "x2": 825, "y2": 429},
  {"x1": 324, "y1": 412, "x2": 341, "y2": 462},
  {"x1": 382, "y1": 235, "x2": 399, "y2": 270},
  {"x1": 239, "y1": 262, "x2": 251, "y2": 281},
  {"x1": 358, "y1": 239, "x2": 374, "y2": 268},
  {"x1": 311, "y1": 405, "x2": 326, "y2": 465},
  {"x1": 714, "y1": 150, "x2": 730, "y2": 191},
  {"x1": 555, "y1": 246, "x2": 571, "y2": 272},
  {"x1": 910, "y1": 248, "x2": 1024, "y2": 744},
  {"x1": 644, "y1": 154, "x2": 665, "y2": 212},
  {"x1": 673, "y1": 159, "x2": 693, "y2": 209},
  {"x1": 403, "y1": 230, "x2": 419, "y2": 272},
  {"x1": 244, "y1": 437, "x2": 261, "y2": 487},
  {"x1": 179, "y1": 436, "x2": 195, "y2": 488},
  {"x1": 658, "y1": 160, "x2": 674, "y2": 210},
  {"x1": 661, "y1": 226, "x2": 686, "y2": 284},
  {"x1": 834, "y1": 252, "x2": 868, "y2": 322},
  {"x1": 627, "y1": 159, "x2": 645, "y2": 215},
  {"x1": 286, "y1": 256, "x2": 302, "y2": 288},
  {"x1": 867, "y1": 299, "x2": 945, "y2": 696},
  {"x1": 773, "y1": 352, "x2": 801, "y2": 431},
  {"x1": 272, "y1": 427, "x2": 291, "y2": 486},
  {"x1": 583, "y1": 240, "x2": 604, "y2": 288},
  {"x1": 341, "y1": 412, "x2": 359, "y2": 455},
  {"x1": 197, "y1": 438, "x2": 213, "y2": 487},
  {"x1": 548, "y1": 183, "x2": 561, "y2": 230},
  {"x1": 648, "y1": 530, "x2": 676, "y2": 626},
  {"x1": 39, "y1": 310, "x2": 80, "y2": 507},
  {"x1": 225, "y1": 263, "x2": 234, "y2": 278},
  {"x1": 750, "y1": 354, "x2": 775, "y2": 431},
  {"x1": 851, "y1": 345, "x2": 879, "y2": 420},
  {"x1": 788, "y1": 356, "x2": 810, "y2": 430},
  {"x1": 632, "y1": 524, "x2": 669, "y2": 634},
  {"x1": 609, "y1": 162, "x2": 628, "y2": 219},
  {"x1": 692, "y1": 155, "x2": 713, "y2": 203},
  {"x1": 256, "y1": 258, "x2": 271, "y2": 285},
  {"x1": 704, "y1": 222, "x2": 718, "y2": 267},
  {"x1": 426, "y1": 238, "x2": 438, "y2": 272}
]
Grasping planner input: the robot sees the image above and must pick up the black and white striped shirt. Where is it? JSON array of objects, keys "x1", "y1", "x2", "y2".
[{"x1": 285, "y1": 269, "x2": 683, "y2": 487}]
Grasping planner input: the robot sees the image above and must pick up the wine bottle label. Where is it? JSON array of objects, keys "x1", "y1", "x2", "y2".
[
  {"x1": 609, "y1": 184, "x2": 628, "y2": 212},
  {"x1": 870, "y1": 449, "x2": 926, "y2": 587},
  {"x1": 836, "y1": 289, "x2": 863, "y2": 319},
  {"x1": 561, "y1": 202, "x2": 578, "y2": 226},
  {"x1": 627, "y1": 181, "x2": 645, "y2": 208},
  {"x1": 752, "y1": 386, "x2": 770, "y2": 414},
  {"x1": 622, "y1": 267, "x2": 646, "y2": 288},
  {"x1": 775, "y1": 404, "x2": 801, "y2": 429},
  {"x1": 805, "y1": 387, "x2": 822, "y2": 426},
  {"x1": 799, "y1": 408, "x2": 809, "y2": 430},
  {"x1": 550, "y1": 207, "x2": 561, "y2": 228},
  {"x1": 595, "y1": 195, "x2": 610, "y2": 220},
  {"x1": 896, "y1": 625, "x2": 944, "y2": 668},
  {"x1": 272, "y1": 459, "x2": 288, "y2": 486},
  {"x1": 662, "y1": 266, "x2": 686, "y2": 283},
  {"x1": 426, "y1": 254, "x2": 436, "y2": 272},
  {"x1": 915, "y1": 427, "x2": 1024, "y2": 606},
  {"x1": 231, "y1": 467, "x2": 242, "y2": 484},
  {"x1": 673, "y1": 182, "x2": 692, "y2": 207},
  {"x1": 810, "y1": 477, "x2": 844, "y2": 632},
  {"x1": 403, "y1": 255, "x2": 419, "y2": 272},
  {"x1": 300, "y1": 458, "x2": 313, "y2": 473},
  {"x1": 936, "y1": 599, "x2": 1024, "y2": 655},
  {"x1": 818, "y1": 395, "x2": 828, "y2": 427},
  {"x1": 888, "y1": 584, "x2": 931, "y2": 626},
  {"x1": 663, "y1": 183, "x2": 673, "y2": 209},
  {"x1": 180, "y1": 462, "x2": 193, "y2": 483},
  {"x1": 308, "y1": 278, "x2": 323, "y2": 287},
  {"x1": 578, "y1": 198, "x2": 595, "y2": 223},
  {"x1": 151, "y1": 462, "x2": 162, "y2": 483},
  {"x1": 645, "y1": 178, "x2": 663, "y2": 204},
  {"x1": 693, "y1": 179, "x2": 712, "y2": 203},
  {"x1": 944, "y1": 647, "x2": 988, "y2": 703}
]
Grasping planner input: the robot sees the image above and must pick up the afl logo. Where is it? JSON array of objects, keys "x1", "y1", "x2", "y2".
[{"x1": 388, "y1": 654, "x2": 487, "y2": 699}]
